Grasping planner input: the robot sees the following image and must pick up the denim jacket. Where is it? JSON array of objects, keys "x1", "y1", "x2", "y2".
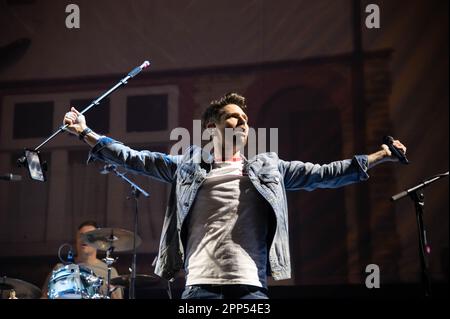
[{"x1": 88, "y1": 137, "x2": 369, "y2": 281}]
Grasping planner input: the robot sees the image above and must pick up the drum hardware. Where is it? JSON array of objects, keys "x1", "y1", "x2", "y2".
[
  {"x1": 110, "y1": 274, "x2": 161, "y2": 289},
  {"x1": 57, "y1": 243, "x2": 75, "y2": 265},
  {"x1": 391, "y1": 171, "x2": 449, "y2": 297},
  {"x1": 15, "y1": 61, "x2": 150, "y2": 181},
  {"x1": 47, "y1": 264, "x2": 102, "y2": 299}
]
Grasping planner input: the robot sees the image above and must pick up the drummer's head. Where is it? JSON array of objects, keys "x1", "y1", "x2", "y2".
[{"x1": 76, "y1": 220, "x2": 98, "y2": 260}]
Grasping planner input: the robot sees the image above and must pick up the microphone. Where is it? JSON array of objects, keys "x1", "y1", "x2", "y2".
[
  {"x1": 127, "y1": 60, "x2": 151, "y2": 78},
  {"x1": 383, "y1": 135, "x2": 409, "y2": 164},
  {"x1": 0, "y1": 174, "x2": 22, "y2": 181},
  {"x1": 17, "y1": 156, "x2": 28, "y2": 168},
  {"x1": 100, "y1": 164, "x2": 116, "y2": 175},
  {"x1": 67, "y1": 248, "x2": 74, "y2": 263}
]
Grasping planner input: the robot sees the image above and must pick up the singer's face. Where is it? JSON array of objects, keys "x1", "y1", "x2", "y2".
[
  {"x1": 212, "y1": 104, "x2": 249, "y2": 150},
  {"x1": 76, "y1": 225, "x2": 97, "y2": 258}
]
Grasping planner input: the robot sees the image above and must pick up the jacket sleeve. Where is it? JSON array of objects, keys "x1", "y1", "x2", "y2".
[
  {"x1": 87, "y1": 137, "x2": 180, "y2": 184},
  {"x1": 278, "y1": 155, "x2": 369, "y2": 191}
]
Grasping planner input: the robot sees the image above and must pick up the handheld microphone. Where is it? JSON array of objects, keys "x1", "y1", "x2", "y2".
[
  {"x1": 100, "y1": 164, "x2": 116, "y2": 175},
  {"x1": 0, "y1": 174, "x2": 22, "y2": 181},
  {"x1": 383, "y1": 135, "x2": 409, "y2": 164},
  {"x1": 17, "y1": 156, "x2": 27, "y2": 167},
  {"x1": 67, "y1": 248, "x2": 74, "y2": 263}
]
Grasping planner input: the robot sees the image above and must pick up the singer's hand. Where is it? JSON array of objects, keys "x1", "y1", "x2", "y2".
[
  {"x1": 63, "y1": 107, "x2": 87, "y2": 136},
  {"x1": 381, "y1": 139, "x2": 407, "y2": 162}
]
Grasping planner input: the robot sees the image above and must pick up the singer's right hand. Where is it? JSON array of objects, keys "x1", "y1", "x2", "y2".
[{"x1": 63, "y1": 107, "x2": 87, "y2": 136}]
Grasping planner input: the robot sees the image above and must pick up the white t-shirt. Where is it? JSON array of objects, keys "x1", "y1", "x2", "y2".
[{"x1": 185, "y1": 160, "x2": 271, "y2": 288}]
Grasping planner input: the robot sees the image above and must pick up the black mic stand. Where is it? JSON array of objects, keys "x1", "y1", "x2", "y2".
[
  {"x1": 391, "y1": 171, "x2": 448, "y2": 297},
  {"x1": 16, "y1": 61, "x2": 150, "y2": 171},
  {"x1": 103, "y1": 165, "x2": 149, "y2": 299}
]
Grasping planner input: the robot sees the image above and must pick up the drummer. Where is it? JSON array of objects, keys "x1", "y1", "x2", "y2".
[{"x1": 41, "y1": 220, "x2": 123, "y2": 299}]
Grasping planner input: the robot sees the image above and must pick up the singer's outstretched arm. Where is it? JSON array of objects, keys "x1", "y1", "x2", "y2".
[
  {"x1": 63, "y1": 106, "x2": 407, "y2": 183},
  {"x1": 367, "y1": 140, "x2": 407, "y2": 168},
  {"x1": 279, "y1": 140, "x2": 407, "y2": 191}
]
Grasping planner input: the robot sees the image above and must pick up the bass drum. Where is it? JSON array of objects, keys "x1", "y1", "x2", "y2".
[{"x1": 48, "y1": 264, "x2": 103, "y2": 299}]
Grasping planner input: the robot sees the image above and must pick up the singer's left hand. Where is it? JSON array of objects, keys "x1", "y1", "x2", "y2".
[{"x1": 381, "y1": 139, "x2": 407, "y2": 161}]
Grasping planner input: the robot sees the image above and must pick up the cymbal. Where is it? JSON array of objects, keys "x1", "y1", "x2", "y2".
[
  {"x1": 0, "y1": 277, "x2": 41, "y2": 299},
  {"x1": 110, "y1": 274, "x2": 162, "y2": 288},
  {"x1": 80, "y1": 228, "x2": 142, "y2": 252}
]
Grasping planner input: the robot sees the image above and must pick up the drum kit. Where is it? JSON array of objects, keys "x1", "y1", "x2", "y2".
[{"x1": 1, "y1": 227, "x2": 162, "y2": 299}]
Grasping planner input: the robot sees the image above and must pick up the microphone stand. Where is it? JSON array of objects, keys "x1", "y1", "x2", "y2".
[
  {"x1": 391, "y1": 171, "x2": 448, "y2": 297},
  {"x1": 17, "y1": 61, "x2": 150, "y2": 163},
  {"x1": 105, "y1": 165, "x2": 149, "y2": 299}
]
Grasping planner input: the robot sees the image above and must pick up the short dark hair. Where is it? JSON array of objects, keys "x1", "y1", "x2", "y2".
[
  {"x1": 77, "y1": 220, "x2": 98, "y2": 230},
  {"x1": 201, "y1": 92, "x2": 247, "y2": 129}
]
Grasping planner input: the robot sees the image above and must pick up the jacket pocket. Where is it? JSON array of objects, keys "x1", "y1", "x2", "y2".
[
  {"x1": 177, "y1": 164, "x2": 196, "y2": 185},
  {"x1": 180, "y1": 174, "x2": 195, "y2": 185}
]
